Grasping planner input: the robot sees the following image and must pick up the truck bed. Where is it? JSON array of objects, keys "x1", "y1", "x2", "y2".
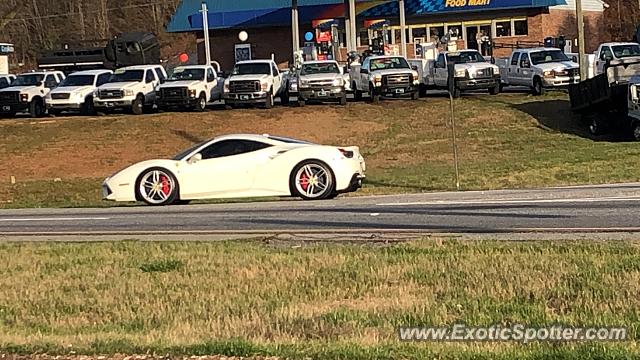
[{"x1": 569, "y1": 60, "x2": 640, "y2": 113}]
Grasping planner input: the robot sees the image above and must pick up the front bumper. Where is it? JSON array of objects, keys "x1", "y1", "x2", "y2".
[
  {"x1": 543, "y1": 75, "x2": 580, "y2": 87},
  {"x1": 0, "y1": 101, "x2": 29, "y2": 113},
  {"x1": 371, "y1": 84, "x2": 418, "y2": 97},
  {"x1": 456, "y1": 75, "x2": 500, "y2": 90},
  {"x1": 224, "y1": 91, "x2": 268, "y2": 104},
  {"x1": 47, "y1": 100, "x2": 83, "y2": 110},
  {"x1": 94, "y1": 97, "x2": 134, "y2": 109},
  {"x1": 157, "y1": 96, "x2": 199, "y2": 108},
  {"x1": 298, "y1": 86, "x2": 344, "y2": 100}
]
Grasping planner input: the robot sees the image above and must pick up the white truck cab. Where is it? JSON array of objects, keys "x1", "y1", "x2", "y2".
[
  {"x1": 496, "y1": 47, "x2": 579, "y2": 95},
  {"x1": 0, "y1": 70, "x2": 65, "y2": 117},
  {"x1": 296, "y1": 60, "x2": 347, "y2": 106},
  {"x1": 595, "y1": 42, "x2": 640, "y2": 75},
  {"x1": 224, "y1": 60, "x2": 287, "y2": 109},
  {"x1": 157, "y1": 64, "x2": 224, "y2": 112},
  {"x1": 0, "y1": 74, "x2": 15, "y2": 89},
  {"x1": 94, "y1": 64, "x2": 167, "y2": 115},
  {"x1": 45, "y1": 69, "x2": 112, "y2": 115},
  {"x1": 349, "y1": 55, "x2": 419, "y2": 103}
]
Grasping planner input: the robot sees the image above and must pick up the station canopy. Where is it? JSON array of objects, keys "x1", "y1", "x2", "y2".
[{"x1": 167, "y1": 0, "x2": 566, "y2": 32}]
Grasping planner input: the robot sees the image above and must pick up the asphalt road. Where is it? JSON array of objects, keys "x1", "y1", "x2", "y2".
[{"x1": 2, "y1": 183, "x2": 640, "y2": 239}]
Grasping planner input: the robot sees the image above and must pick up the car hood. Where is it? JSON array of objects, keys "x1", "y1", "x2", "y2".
[
  {"x1": 370, "y1": 68, "x2": 413, "y2": 76},
  {"x1": 455, "y1": 63, "x2": 499, "y2": 71},
  {"x1": 535, "y1": 61, "x2": 579, "y2": 71},
  {"x1": 98, "y1": 82, "x2": 141, "y2": 90},
  {"x1": 50, "y1": 85, "x2": 94, "y2": 94},
  {"x1": 299, "y1": 73, "x2": 341, "y2": 81},
  {"x1": 0, "y1": 85, "x2": 41, "y2": 93},
  {"x1": 161, "y1": 80, "x2": 202, "y2": 88},
  {"x1": 229, "y1": 74, "x2": 271, "y2": 82}
]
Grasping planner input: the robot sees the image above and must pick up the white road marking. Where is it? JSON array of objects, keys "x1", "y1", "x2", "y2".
[
  {"x1": 376, "y1": 196, "x2": 640, "y2": 207},
  {"x1": 0, "y1": 217, "x2": 110, "y2": 222},
  {"x1": 370, "y1": 213, "x2": 380, "y2": 216}
]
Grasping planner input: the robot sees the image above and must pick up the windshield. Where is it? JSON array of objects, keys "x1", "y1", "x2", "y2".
[
  {"x1": 232, "y1": 63, "x2": 271, "y2": 75},
  {"x1": 446, "y1": 51, "x2": 486, "y2": 64},
  {"x1": 12, "y1": 74, "x2": 44, "y2": 86},
  {"x1": 59, "y1": 75, "x2": 95, "y2": 87},
  {"x1": 370, "y1": 57, "x2": 410, "y2": 70},
  {"x1": 169, "y1": 68, "x2": 205, "y2": 81},
  {"x1": 300, "y1": 62, "x2": 340, "y2": 75},
  {"x1": 172, "y1": 140, "x2": 208, "y2": 160},
  {"x1": 530, "y1": 50, "x2": 570, "y2": 65},
  {"x1": 108, "y1": 70, "x2": 144, "y2": 83},
  {"x1": 612, "y1": 44, "x2": 640, "y2": 58}
]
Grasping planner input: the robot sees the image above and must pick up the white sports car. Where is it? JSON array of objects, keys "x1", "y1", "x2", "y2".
[{"x1": 102, "y1": 134, "x2": 366, "y2": 205}]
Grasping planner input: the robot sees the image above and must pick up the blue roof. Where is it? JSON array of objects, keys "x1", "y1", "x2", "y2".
[{"x1": 167, "y1": 0, "x2": 566, "y2": 32}]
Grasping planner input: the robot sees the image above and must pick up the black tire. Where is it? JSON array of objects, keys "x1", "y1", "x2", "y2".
[
  {"x1": 411, "y1": 91, "x2": 419, "y2": 100},
  {"x1": 588, "y1": 115, "x2": 605, "y2": 136},
  {"x1": 264, "y1": 91, "x2": 274, "y2": 109},
  {"x1": 281, "y1": 89, "x2": 290, "y2": 106},
  {"x1": 195, "y1": 93, "x2": 207, "y2": 112},
  {"x1": 29, "y1": 98, "x2": 44, "y2": 118},
  {"x1": 419, "y1": 84, "x2": 428, "y2": 97},
  {"x1": 297, "y1": 98, "x2": 306, "y2": 107},
  {"x1": 489, "y1": 85, "x2": 500, "y2": 95},
  {"x1": 354, "y1": 83, "x2": 363, "y2": 101},
  {"x1": 131, "y1": 95, "x2": 144, "y2": 115},
  {"x1": 289, "y1": 160, "x2": 336, "y2": 201},
  {"x1": 81, "y1": 96, "x2": 96, "y2": 116},
  {"x1": 499, "y1": 83, "x2": 505, "y2": 93},
  {"x1": 369, "y1": 84, "x2": 380, "y2": 103},
  {"x1": 532, "y1": 77, "x2": 544, "y2": 96},
  {"x1": 135, "y1": 167, "x2": 180, "y2": 206},
  {"x1": 339, "y1": 94, "x2": 347, "y2": 106},
  {"x1": 1, "y1": 111, "x2": 16, "y2": 118}
]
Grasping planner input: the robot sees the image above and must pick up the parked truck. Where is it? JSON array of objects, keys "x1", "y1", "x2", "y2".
[
  {"x1": 409, "y1": 49, "x2": 500, "y2": 98},
  {"x1": 156, "y1": 64, "x2": 224, "y2": 112},
  {"x1": 223, "y1": 60, "x2": 287, "y2": 109},
  {"x1": 350, "y1": 55, "x2": 419, "y2": 103},
  {"x1": 93, "y1": 64, "x2": 167, "y2": 115},
  {"x1": 296, "y1": 60, "x2": 347, "y2": 106},
  {"x1": 569, "y1": 58, "x2": 640, "y2": 139},
  {"x1": 496, "y1": 47, "x2": 579, "y2": 95},
  {"x1": 0, "y1": 71, "x2": 66, "y2": 117}
]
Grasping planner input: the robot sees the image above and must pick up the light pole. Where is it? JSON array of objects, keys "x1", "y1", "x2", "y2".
[
  {"x1": 399, "y1": 0, "x2": 407, "y2": 57},
  {"x1": 200, "y1": 2, "x2": 211, "y2": 66},
  {"x1": 576, "y1": 0, "x2": 586, "y2": 80},
  {"x1": 292, "y1": 0, "x2": 300, "y2": 58}
]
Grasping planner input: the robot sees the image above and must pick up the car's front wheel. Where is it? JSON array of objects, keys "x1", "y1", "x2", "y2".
[
  {"x1": 195, "y1": 93, "x2": 207, "y2": 112},
  {"x1": 290, "y1": 160, "x2": 336, "y2": 200},
  {"x1": 135, "y1": 167, "x2": 179, "y2": 206}
]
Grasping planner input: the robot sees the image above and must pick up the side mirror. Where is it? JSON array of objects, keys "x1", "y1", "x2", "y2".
[
  {"x1": 632, "y1": 85, "x2": 639, "y2": 103},
  {"x1": 411, "y1": 65, "x2": 418, "y2": 71},
  {"x1": 360, "y1": 68, "x2": 369, "y2": 74},
  {"x1": 188, "y1": 153, "x2": 202, "y2": 164},
  {"x1": 37, "y1": 81, "x2": 44, "y2": 87}
]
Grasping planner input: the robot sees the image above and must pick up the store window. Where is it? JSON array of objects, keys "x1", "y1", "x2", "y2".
[
  {"x1": 412, "y1": 26, "x2": 427, "y2": 42},
  {"x1": 495, "y1": 20, "x2": 512, "y2": 37},
  {"x1": 430, "y1": 25, "x2": 445, "y2": 43},
  {"x1": 447, "y1": 24, "x2": 463, "y2": 40},
  {"x1": 514, "y1": 19, "x2": 528, "y2": 36}
]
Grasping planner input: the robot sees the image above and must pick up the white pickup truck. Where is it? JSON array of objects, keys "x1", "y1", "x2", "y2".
[
  {"x1": 0, "y1": 71, "x2": 66, "y2": 118},
  {"x1": 350, "y1": 55, "x2": 420, "y2": 103},
  {"x1": 0, "y1": 74, "x2": 15, "y2": 90},
  {"x1": 93, "y1": 64, "x2": 167, "y2": 115},
  {"x1": 296, "y1": 60, "x2": 347, "y2": 106},
  {"x1": 409, "y1": 49, "x2": 500, "y2": 98},
  {"x1": 45, "y1": 69, "x2": 112, "y2": 115},
  {"x1": 223, "y1": 60, "x2": 287, "y2": 109},
  {"x1": 496, "y1": 48, "x2": 579, "y2": 95},
  {"x1": 156, "y1": 64, "x2": 224, "y2": 112},
  {"x1": 594, "y1": 42, "x2": 640, "y2": 75}
]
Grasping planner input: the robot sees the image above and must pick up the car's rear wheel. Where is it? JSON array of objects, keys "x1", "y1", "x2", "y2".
[
  {"x1": 135, "y1": 167, "x2": 179, "y2": 206},
  {"x1": 290, "y1": 160, "x2": 335, "y2": 200}
]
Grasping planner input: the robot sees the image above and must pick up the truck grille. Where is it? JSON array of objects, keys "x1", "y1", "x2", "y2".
[
  {"x1": 308, "y1": 79, "x2": 334, "y2": 87},
  {"x1": 51, "y1": 93, "x2": 70, "y2": 100},
  {"x1": 0, "y1": 91, "x2": 19, "y2": 103},
  {"x1": 161, "y1": 87, "x2": 187, "y2": 100},
  {"x1": 230, "y1": 80, "x2": 260, "y2": 93},
  {"x1": 99, "y1": 89, "x2": 124, "y2": 99},
  {"x1": 474, "y1": 68, "x2": 494, "y2": 78},
  {"x1": 383, "y1": 74, "x2": 411, "y2": 87}
]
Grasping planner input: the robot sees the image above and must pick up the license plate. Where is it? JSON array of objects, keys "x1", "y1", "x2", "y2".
[
  {"x1": 105, "y1": 102, "x2": 114, "y2": 107},
  {"x1": 240, "y1": 95, "x2": 249, "y2": 100},
  {"x1": 395, "y1": 88, "x2": 405, "y2": 94},
  {"x1": 317, "y1": 90, "x2": 328, "y2": 97},
  {"x1": 2, "y1": 106, "x2": 10, "y2": 112}
]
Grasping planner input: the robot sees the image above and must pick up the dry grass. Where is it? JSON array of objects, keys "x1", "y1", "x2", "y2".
[{"x1": 0, "y1": 240, "x2": 638, "y2": 358}]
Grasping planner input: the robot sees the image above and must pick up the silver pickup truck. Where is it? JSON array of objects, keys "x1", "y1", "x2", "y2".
[{"x1": 296, "y1": 60, "x2": 347, "y2": 106}]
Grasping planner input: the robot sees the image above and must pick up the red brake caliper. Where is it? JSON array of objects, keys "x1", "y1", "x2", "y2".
[
  {"x1": 160, "y1": 175, "x2": 170, "y2": 195},
  {"x1": 300, "y1": 173, "x2": 309, "y2": 191}
]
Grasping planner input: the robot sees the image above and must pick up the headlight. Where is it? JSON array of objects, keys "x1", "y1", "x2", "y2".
[
  {"x1": 188, "y1": 89, "x2": 197, "y2": 98},
  {"x1": 224, "y1": 80, "x2": 230, "y2": 92},
  {"x1": 543, "y1": 70, "x2": 554, "y2": 78},
  {"x1": 455, "y1": 69, "x2": 467, "y2": 78},
  {"x1": 332, "y1": 78, "x2": 343, "y2": 87},
  {"x1": 555, "y1": 69, "x2": 569, "y2": 77},
  {"x1": 20, "y1": 93, "x2": 28, "y2": 102},
  {"x1": 289, "y1": 82, "x2": 298, "y2": 91},
  {"x1": 124, "y1": 89, "x2": 134, "y2": 97},
  {"x1": 75, "y1": 92, "x2": 85, "y2": 100},
  {"x1": 411, "y1": 70, "x2": 419, "y2": 79},
  {"x1": 299, "y1": 80, "x2": 309, "y2": 88},
  {"x1": 370, "y1": 74, "x2": 382, "y2": 82},
  {"x1": 94, "y1": 90, "x2": 100, "y2": 99},
  {"x1": 261, "y1": 81, "x2": 269, "y2": 91}
]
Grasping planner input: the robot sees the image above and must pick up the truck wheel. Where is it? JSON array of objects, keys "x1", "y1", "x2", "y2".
[
  {"x1": 411, "y1": 91, "x2": 420, "y2": 100},
  {"x1": 131, "y1": 95, "x2": 145, "y2": 115},
  {"x1": 369, "y1": 84, "x2": 380, "y2": 103},
  {"x1": 29, "y1": 98, "x2": 44, "y2": 118},
  {"x1": 489, "y1": 85, "x2": 500, "y2": 95},
  {"x1": 298, "y1": 98, "x2": 306, "y2": 107},
  {"x1": 264, "y1": 91, "x2": 274, "y2": 109},
  {"x1": 195, "y1": 93, "x2": 207, "y2": 112},
  {"x1": 339, "y1": 94, "x2": 347, "y2": 106},
  {"x1": 588, "y1": 115, "x2": 605, "y2": 136},
  {"x1": 354, "y1": 83, "x2": 362, "y2": 101},
  {"x1": 81, "y1": 97, "x2": 96, "y2": 115},
  {"x1": 532, "y1": 77, "x2": 545, "y2": 96},
  {"x1": 419, "y1": 84, "x2": 428, "y2": 97},
  {"x1": 632, "y1": 121, "x2": 640, "y2": 141},
  {"x1": 281, "y1": 90, "x2": 290, "y2": 106}
]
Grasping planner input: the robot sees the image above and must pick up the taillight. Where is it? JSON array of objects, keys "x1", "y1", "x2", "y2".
[{"x1": 338, "y1": 148, "x2": 354, "y2": 158}]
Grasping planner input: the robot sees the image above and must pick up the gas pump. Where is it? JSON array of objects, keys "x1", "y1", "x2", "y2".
[
  {"x1": 311, "y1": 19, "x2": 339, "y2": 61},
  {"x1": 364, "y1": 19, "x2": 391, "y2": 56}
]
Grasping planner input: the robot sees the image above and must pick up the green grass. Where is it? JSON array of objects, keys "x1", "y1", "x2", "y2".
[
  {"x1": 0, "y1": 240, "x2": 639, "y2": 358},
  {"x1": 3, "y1": 93, "x2": 640, "y2": 208}
]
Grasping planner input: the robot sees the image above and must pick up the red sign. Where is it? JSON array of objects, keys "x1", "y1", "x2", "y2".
[{"x1": 317, "y1": 31, "x2": 332, "y2": 43}]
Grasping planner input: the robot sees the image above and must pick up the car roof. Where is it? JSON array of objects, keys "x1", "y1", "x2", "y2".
[
  {"x1": 174, "y1": 65, "x2": 208, "y2": 69},
  {"x1": 601, "y1": 42, "x2": 639, "y2": 47},
  {"x1": 119, "y1": 65, "x2": 162, "y2": 70},
  {"x1": 212, "y1": 133, "x2": 311, "y2": 145},
  {"x1": 236, "y1": 60, "x2": 273, "y2": 65},
  {"x1": 518, "y1": 47, "x2": 564, "y2": 53},
  {"x1": 367, "y1": 55, "x2": 405, "y2": 60},
  {"x1": 69, "y1": 69, "x2": 113, "y2": 76},
  {"x1": 302, "y1": 60, "x2": 339, "y2": 65}
]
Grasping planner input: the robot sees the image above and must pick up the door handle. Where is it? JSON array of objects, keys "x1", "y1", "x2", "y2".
[{"x1": 269, "y1": 150, "x2": 288, "y2": 159}]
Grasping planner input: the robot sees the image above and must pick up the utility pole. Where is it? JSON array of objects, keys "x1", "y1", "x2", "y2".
[
  {"x1": 344, "y1": 0, "x2": 352, "y2": 52},
  {"x1": 576, "y1": 0, "x2": 586, "y2": 80},
  {"x1": 292, "y1": 0, "x2": 300, "y2": 59},
  {"x1": 399, "y1": 0, "x2": 407, "y2": 57},
  {"x1": 201, "y1": 2, "x2": 211, "y2": 66},
  {"x1": 349, "y1": 0, "x2": 357, "y2": 51}
]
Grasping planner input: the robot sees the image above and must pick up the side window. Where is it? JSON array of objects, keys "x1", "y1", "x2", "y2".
[
  {"x1": 511, "y1": 52, "x2": 520, "y2": 66},
  {"x1": 154, "y1": 67, "x2": 166, "y2": 82},
  {"x1": 0, "y1": 78, "x2": 7, "y2": 87},
  {"x1": 600, "y1": 46, "x2": 613, "y2": 60},
  {"x1": 207, "y1": 68, "x2": 215, "y2": 82},
  {"x1": 519, "y1": 53, "x2": 530, "y2": 68},
  {"x1": 44, "y1": 75, "x2": 58, "y2": 88},
  {"x1": 145, "y1": 70, "x2": 155, "y2": 83},
  {"x1": 271, "y1": 63, "x2": 279, "y2": 76},
  {"x1": 436, "y1": 54, "x2": 445, "y2": 68},
  {"x1": 97, "y1": 73, "x2": 111, "y2": 86},
  {"x1": 200, "y1": 140, "x2": 271, "y2": 159}
]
